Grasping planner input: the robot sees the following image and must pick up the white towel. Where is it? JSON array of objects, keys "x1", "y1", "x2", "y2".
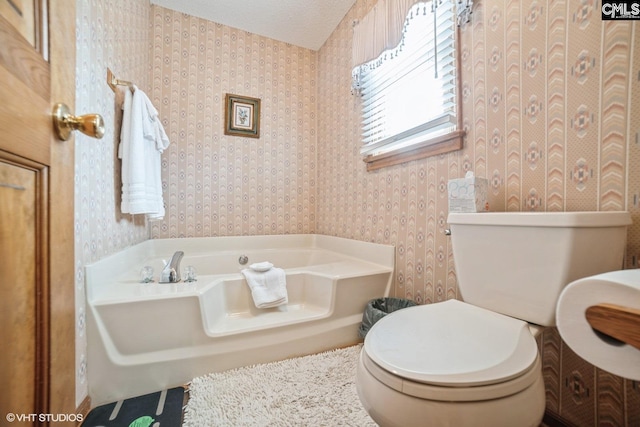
[
  {"x1": 118, "y1": 86, "x2": 170, "y2": 220},
  {"x1": 241, "y1": 267, "x2": 288, "y2": 309}
]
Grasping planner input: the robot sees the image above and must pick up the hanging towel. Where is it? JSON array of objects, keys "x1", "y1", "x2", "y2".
[
  {"x1": 241, "y1": 267, "x2": 288, "y2": 309},
  {"x1": 118, "y1": 86, "x2": 170, "y2": 220}
]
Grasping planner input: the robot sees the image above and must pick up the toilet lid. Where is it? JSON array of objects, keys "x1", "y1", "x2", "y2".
[{"x1": 364, "y1": 299, "x2": 539, "y2": 387}]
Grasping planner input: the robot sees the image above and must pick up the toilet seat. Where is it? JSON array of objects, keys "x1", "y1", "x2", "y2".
[{"x1": 363, "y1": 299, "x2": 540, "y2": 402}]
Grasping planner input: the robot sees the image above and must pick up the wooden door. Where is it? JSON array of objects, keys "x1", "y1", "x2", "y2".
[
  {"x1": 0, "y1": 158, "x2": 43, "y2": 421},
  {"x1": 0, "y1": 0, "x2": 77, "y2": 424}
]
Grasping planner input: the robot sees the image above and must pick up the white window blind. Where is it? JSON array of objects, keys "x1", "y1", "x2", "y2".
[{"x1": 353, "y1": 1, "x2": 457, "y2": 156}]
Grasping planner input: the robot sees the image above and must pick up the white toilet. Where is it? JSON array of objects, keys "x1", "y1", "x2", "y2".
[{"x1": 356, "y1": 211, "x2": 631, "y2": 427}]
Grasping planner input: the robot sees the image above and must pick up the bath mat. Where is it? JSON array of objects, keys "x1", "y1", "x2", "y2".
[
  {"x1": 183, "y1": 345, "x2": 376, "y2": 426},
  {"x1": 82, "y1": 387, "x2": 184, "y2": 427}
]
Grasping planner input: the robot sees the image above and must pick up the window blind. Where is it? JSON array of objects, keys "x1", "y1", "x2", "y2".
[{"x1": 355, "y1": 1, "x2": 457, "y2": 156}]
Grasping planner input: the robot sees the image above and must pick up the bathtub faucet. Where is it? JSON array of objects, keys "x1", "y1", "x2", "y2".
[{"x1": 160, "y1": 251, "x2": 184, "y2": 283}]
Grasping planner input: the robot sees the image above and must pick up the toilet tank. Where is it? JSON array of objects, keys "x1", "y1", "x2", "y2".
[{"x1": 447, "y1": 211, "x2": 631, "y2": 327}]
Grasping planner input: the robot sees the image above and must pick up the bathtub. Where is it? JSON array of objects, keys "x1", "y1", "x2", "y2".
[{"x1": 85, "y1": 234, "x2": 394, "y2": 405}]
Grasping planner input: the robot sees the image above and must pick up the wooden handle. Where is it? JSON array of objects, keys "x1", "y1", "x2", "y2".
[{"x1": 585, "y1": 303, "x2": 640, "y2": 351}]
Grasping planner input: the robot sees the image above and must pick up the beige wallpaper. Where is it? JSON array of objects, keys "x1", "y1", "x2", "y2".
[
  {"x1": 74, "y1": 0, "x2": 639, "y2": 424},
  {"x1": 149, "y1": 7, "x2": 317, "y2": 238},
  {"x1": 75, "y1": 0, "x2": 151, "y2": 406},
  {"x1": 317, "y1": 0, "x2": 639, "y2": 425}
]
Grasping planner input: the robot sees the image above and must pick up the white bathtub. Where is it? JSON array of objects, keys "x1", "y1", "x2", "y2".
[{"x1": 86, "y1": 234, "x2": 394, "y2": 404}]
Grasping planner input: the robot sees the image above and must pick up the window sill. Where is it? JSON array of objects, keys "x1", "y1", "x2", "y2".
[{"x1": 363, "y1": 130, "x2": 465, "y2": 171}]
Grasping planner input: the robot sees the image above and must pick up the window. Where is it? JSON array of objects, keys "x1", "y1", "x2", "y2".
[{"x1": 352, "y1": 0, "x2": 464, "y2": 170}]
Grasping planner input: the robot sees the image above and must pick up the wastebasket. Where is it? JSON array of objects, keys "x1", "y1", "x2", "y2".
[{"x1": 358, "y1": 297, "x2": 418, "y2": 339}]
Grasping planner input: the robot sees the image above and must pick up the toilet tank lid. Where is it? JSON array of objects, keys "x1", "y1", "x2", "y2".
[{"x1": 447, "y1": 211, "x2": 631, "y2": 227}]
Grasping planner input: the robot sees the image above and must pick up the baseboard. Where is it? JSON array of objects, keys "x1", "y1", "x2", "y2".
[
  {"x1": 543, "y1": 409, "x2": 578, "y2": 427},
  {"x1": 76, "y1": 396, "x2": 91, "y2": 426}
]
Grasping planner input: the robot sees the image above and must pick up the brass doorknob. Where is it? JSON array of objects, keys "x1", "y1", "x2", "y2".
[{"x1": 52, "y1": 103, "x2": 105, "y2": 141}]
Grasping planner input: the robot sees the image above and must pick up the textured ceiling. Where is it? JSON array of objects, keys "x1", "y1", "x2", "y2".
[{"x1": 150, "y1": 0, "x2": 357, "y2": 50}]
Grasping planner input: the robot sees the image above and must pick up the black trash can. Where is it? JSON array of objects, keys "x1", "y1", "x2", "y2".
[{"x1": 358, "y1": 297, "x2": 418, "y2": 339}]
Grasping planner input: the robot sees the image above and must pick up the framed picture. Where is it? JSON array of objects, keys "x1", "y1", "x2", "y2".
[{"x1": 224, "y1": 94, "x2": 261, "y2": 138}]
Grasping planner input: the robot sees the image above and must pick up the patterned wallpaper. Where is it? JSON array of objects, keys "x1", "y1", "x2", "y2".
[
  {"x1": 75, "y1": 0, "x2": 151, "y2": 405},
  {"x1": 317, "y1": 0, "x2": 639, "y2": 425},
  {"x1": 148, "y1": 7, "x2": 317, "y2": 238},
  {"x1": 74, "y1": 0, "x2": 640, "y2": 424}
]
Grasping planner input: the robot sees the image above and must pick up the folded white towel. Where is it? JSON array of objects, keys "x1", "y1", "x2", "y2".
[{"x1": 241, "y1": 267, "x2": 288, "y2": 309}]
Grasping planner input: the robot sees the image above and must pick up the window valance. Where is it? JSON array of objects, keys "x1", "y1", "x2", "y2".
[
  {"x1": 352, "y1": 0, "x2": 419, "y2": 68},
  {"x1": 352, "y1": 0, "x2": 474, "y2": 68}
]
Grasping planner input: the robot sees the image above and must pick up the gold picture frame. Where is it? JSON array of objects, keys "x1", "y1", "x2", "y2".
[{"x1": 224, "y1": 94, "x2": 261, "y2": 138}]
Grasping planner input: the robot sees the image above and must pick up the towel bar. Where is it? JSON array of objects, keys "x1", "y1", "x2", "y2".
[{"x1": 107, "y1": 67, "x2": 134, "y2": 93}]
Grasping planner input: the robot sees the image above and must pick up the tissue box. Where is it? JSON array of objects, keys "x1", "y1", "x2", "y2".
[{"x1": 448, "y1": 172, "x2": 490, "y2": 213}]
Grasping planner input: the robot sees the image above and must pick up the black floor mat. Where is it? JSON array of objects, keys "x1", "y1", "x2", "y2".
[{"x1": 82, "y1": 387, "x2": 184, "y2": 427}]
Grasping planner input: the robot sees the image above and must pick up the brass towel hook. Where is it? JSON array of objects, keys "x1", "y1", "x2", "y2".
[{"x1": 52, "y1": 103, "x2": 105, "y2": 141}]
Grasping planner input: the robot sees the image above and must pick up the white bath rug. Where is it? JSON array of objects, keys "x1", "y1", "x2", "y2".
[{"x1": 183, "y1": 345, "x2": 377, "y2": 426}]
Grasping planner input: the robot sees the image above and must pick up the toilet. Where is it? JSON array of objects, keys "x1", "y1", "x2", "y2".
[{"x1": 356, "y1": 211, "x2": 631, "y2": 427}]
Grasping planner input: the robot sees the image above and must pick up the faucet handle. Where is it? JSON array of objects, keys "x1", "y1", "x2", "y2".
[
  {"x1": 140, "y1": 266, "x2": 154, "y2": 283},
  {"x1": 184, "y1": 265, "x2": 197, "y2": 282}
]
